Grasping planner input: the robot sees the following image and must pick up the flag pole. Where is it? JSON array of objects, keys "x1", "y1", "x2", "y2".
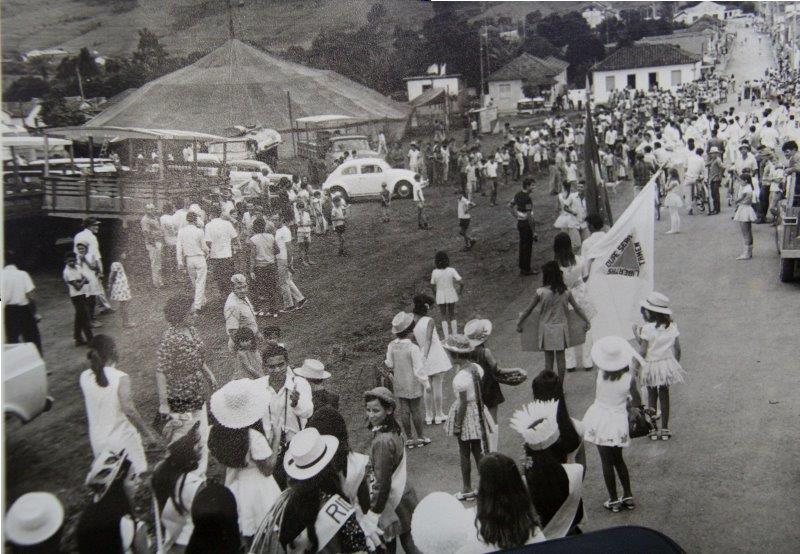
[{"x1": 582, "y1": 84, "x2": 614, "y2": 226}]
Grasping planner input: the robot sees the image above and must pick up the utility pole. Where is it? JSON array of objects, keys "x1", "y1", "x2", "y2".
[
  {"x1": 479, "y1": 28, "x2": 485, "y2": 106},
  {"x1": 227, "y1": 0, "x2": 235, "y2": 39},
  {"x1": 76, "y1": 67, "x2": 85, "y2": 100}
]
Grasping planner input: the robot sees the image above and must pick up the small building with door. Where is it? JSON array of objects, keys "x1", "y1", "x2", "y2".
[
  {"x1": 486, "y1": 53, "x2": 569, "y2": 113},
  {"x1": 590, "y1": 43, "x2": 701, "y2": 104},
  {"x1": 404, "y1": 73, "x2": 463, "y2": 102}
]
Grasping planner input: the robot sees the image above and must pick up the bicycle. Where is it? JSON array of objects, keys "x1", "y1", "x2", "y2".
[{"x1": 693, "y1": 180, "x2": 711, "y2": 214}]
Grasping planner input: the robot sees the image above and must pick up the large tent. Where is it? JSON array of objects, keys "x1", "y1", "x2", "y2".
[{"x1": 87, "y1": 39, "x2": 411, "y2": 137}]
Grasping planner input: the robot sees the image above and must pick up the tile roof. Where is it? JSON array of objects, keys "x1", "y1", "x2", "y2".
[
  {"x1": 592, "y1": 43, "x2": 701, "y2": 72},
  {"x1": 487, "y1": 53, "x2": 566, "y2": 85}
]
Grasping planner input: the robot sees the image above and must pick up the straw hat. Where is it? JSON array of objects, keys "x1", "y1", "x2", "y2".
[
  {"x1": 391, "y1": 311, "x2": 415, "y2": 334},
  {"x1": 210, "y1": 379, "x2": 270, "y2": 429},
  {"x1": 411, "y1": 492, "x2": 471, "y2": 554},
  {"x1": 442, "y1": 334, "x2": 474, "y2": 354},
  {"x1": 4, "y1": 492, "x2": 64, "y2": 546},
  {"x1": 641, "y1": 291, "x2": 672, "y2": 315},
  {"x1": 591, "y1": 336, "x2": 642, "y2": 372},
  {"x1": 510, "y1": 400, "x2": 560, "y2": 451},
  {"x1": 364, "y1": 386, "x2": 396, "y2": 407},
  {"x1": 293, "y1": 358, "x2": 330, "y2": 380},
  {"x1": 464, "y1": 319, "x2": 492, "y2": 347},
  {"x1": 283, "y1": 428, "x2": 339, "y2": 480}
]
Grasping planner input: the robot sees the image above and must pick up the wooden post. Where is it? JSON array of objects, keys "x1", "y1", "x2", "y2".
[
  {"x1": 43, "y1": 134, "x2": 50, "y2": 177},
  {"x1": 68, "y1": 143, "x2": 76, "y2": 177},
  {"x1": 88, "y1": 137, "x2": 95, "y2": 174},
  {"x1": 127, "y1": 139, "x2": 133, "y2": 170},
  {"x1": 192, "y1": 140, "x2": 198, "y2": 179},
  {"x1": 157, "y1": 139, "x2": 165, "y2": 181},
  {"x1": 119, "y1": 176, "x2": 126, "y2": 214},
  {"x1": 287, "y1": 91, "x2": 297, "y2": 157},
  {"x1": 9, "y1": 146, "x2": 21, "y2": 188},
  {"x1": 222, "y1": 141, "x2": 227, "y2": 165}
]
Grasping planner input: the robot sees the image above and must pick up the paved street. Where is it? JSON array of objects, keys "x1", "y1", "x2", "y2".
[{"x1": 412, "y1": 20, "x2": 800, "y2": 553}]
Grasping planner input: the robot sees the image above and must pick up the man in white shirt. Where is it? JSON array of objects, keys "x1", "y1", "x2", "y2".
[
  {"x1": 683, "y1": 147, "x2": 707, "y2": 215},
  {"x1": 759, "y1": 120, "x2": 780, "y2": 152},
  {"x1": 274, "y1": 215, "x2": 307, "y2": 312},
  {"x1": 204, "y1": 205, "x2": 238, "y2": 298},
  {"x1": 3, "y1": 255, "x2": 42, "y2": 353},
  {"x1": 160, "y1": 203, "x2": 179, "y2": 280},
  {"x1": 485, "y1": 156, "x2": 499, "y2": 206},
  {"x1": 140, "y1": 203, "x2": 164, "y2": 288},
  {"x1": 73, "y1": 217, "x2": 113, "y2": 313},
  {"x1": 407, "y1": 143, "x2": 421, "y2": 172},
  {"x1": 177, "y1": 211, "x2": 209, "y2": 311}
]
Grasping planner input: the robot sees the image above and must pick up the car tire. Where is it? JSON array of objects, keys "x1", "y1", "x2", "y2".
[
  {"x1": 394, "y1": 180, "x2": 412, "y2": 199},
  {"x1": 330, "y1": 186, "x2": 348, "y2": 203},
  {"x1": 779, "y1": 258, "x2": 796, "y2": 283}
]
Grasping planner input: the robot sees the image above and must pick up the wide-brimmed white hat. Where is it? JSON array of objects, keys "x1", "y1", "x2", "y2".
[
  {"x1": 293, "y1": 358, "x2": 331, "y2": 380},
  {"x1": 641, "y1": 291, "x2": 672, "y2": 315},
  {"x1": 210, "y1": 379, "x2": 270, "y2": 429},
  {"x1": 442, "y1": 334, "x2": 475, "y2": 354},
  {"x1": 411, "y1": 492, "x2": 471, "y2": 553},
  {"x1": 391, "y1": 311, "x2": 415, "y2": 334},
  {"x1": 4, "y1": 492, "x2": 64, "y2": 546},
  {"x1": 591, "y1": 336, "x2": 643, "y2": 372},
  {"x1": 510, "y1": 400, "x2": 560, "y2": 451},
  {"x1": 283, "y1": 428, "x2": 339, "y2": 480},
  {"x1": 464, "y1": 319, "x2": 493, "y2": 347}
]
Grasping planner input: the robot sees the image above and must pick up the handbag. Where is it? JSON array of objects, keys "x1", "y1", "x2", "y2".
[
  {"x1": 628, "y1": 406, "x2": 655, "y2": 439},
  {"x1": 494, "y1": 367, "x2": 528, "y2": 386}
]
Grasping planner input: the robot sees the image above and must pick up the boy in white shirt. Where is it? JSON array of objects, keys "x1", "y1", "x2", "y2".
[{"x1": 457, "y1": 193, "x2": 477, "y2": 251}]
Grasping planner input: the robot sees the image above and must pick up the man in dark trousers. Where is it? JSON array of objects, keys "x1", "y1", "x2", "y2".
[{"x1": 508, "y1": 179, "x2": 539, "y2": 276}]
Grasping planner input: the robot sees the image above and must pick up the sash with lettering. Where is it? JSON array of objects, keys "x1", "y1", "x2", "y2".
[
  {"x1": 584, "y1": 180, "x2": 656, "y2": 340},
  {"x1": 314, "y1": 494, "x2": 356, "y2": 552},
  {"x1": 543, "y1": 463, "x2": 584, "y2": 539}
]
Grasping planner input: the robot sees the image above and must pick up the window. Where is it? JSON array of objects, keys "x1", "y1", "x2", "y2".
[
  {"x1": 627, "y1": 74, "x2": 636, "y2": 89},
  {"x1": 421, "y1": 83, "x2": 432, "y2": 91},
  {"x1": 605, "y1": 75, "x2": 616, "y2": 92},
  {"x1": 498, "y1": 83, "x2": 512, "y2": 98},
  {"x1": 341, "y1": 166, "x2": 357, "y2": 175},
  {"x1": 360, "y1": 165, "x2": 382, "y2": 174},
  {"x1": 671, "y1": 70, "x2": 682, "y2": 86}
]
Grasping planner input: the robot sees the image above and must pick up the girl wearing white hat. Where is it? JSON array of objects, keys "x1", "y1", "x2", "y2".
[
  {"x1": 634, "y1": 292, "x2": 684, "y2": 441},
  {"x1": 581, "y1": 336, "x2": 644, "y2": 514},
  {"x1": 208, "y1": 379, "x2": 281, "y2": 538}
]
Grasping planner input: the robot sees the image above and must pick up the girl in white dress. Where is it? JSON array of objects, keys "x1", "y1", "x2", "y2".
[
  {"x1": 412, "y1": 294, "x2": 452, "y2": 425},
  {"x1": 663, "y1": 168, "x2": 684, "y2": 234},
  {"x1": 554, "y1": 232, "x2": 596, "y2": 372},
  {"x1": 79, "y1": 335, "x2": 161, "y2": 475},
  {"x1": 553, "y1": 182, "x2": 582, "y2": 249},
  {"x1": 430, "y1": 251, "x2": 463, "y2": 338},
  {"x1": 733, "y1": 173, "x2": 758, "y2": 260},
  {"x1": 108, "y1": 247, "x2": 135, "y2": 328},
  {"x1": 208, "y1": 379, "x2": 282, "y2": 538},
  {"x1": 633, "y1": 292, "x2": 684, "y2": 441}
]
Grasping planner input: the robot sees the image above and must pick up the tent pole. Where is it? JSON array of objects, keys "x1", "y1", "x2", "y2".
[
  {"x1": 158, "y1": 139, "x2": 165, "y2": 181},
  {"x1": 43, "y1": 133, "x2": 50, "y2": 177},
  {"x1": 223, "y1": 141, "x2": 227, "y2": 165},
  {"x1": 10, "y1": 146, "x2": 21, "y2": 188},
  {"x1": 127, "y1": 139, "x2": 133, "y2": 170},
  {"x1": 287, "y1": 91, "x2": 297, "y2": 157}
]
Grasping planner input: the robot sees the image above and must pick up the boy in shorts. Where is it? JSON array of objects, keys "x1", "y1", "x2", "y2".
[
  {"x1": 457, "y1": 192, "x2": 477, "y2": 251},
  {"x1": 331, "y1": 195, "x2": 347, "y2": 256},
  {"x1": 296, "y1": 202, "x2": 315, "y2": 265}
]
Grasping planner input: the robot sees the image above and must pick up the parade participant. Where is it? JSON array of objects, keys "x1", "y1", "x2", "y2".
[
  {"x1": 294, "y1": 358, "x2": 339, "y2": 412},
  {"x1": 4, "y1": 492, "x2": 64, "y2": 553},
  {"x1": 484, "y1": 155, "x2": 499, "y2": 206},
  {"x1": 80, "y1": 335, "x2": 160, "y2": 475},
  {"x1": 73, "y1": 217, "x2": 103, "y2": 271},
  {"x1": 76, "y1": 242, "x2": 103, "y2": 325},
  {"x1": 554, "y1": 181, "x2": 582, "y2": 249},
  {"x1": 411, "y1": 492, "x2": 471, "y2": 554},
  {"x1": 531, "y1": 370, "x2": 585, "y2": 466},
  {"x1": 663, "y1": 168, "x2": 684, "y2": 234},
  {"x1": 412, "y1": 294, "x2": 451, "y2": 425},
  {"x1": 408, "y1": 142, "x2": 421, "y2": 172},
  {"x1": 457, "y1": 191, "x2": 477, "y2": 251},
  {"x1": 683, "y1": 147, "x2": 707, "y2": 215},
  {"x1": 634, "y1": 293, "x2": 684, "y2": 441},
  {"x1": 248, "y1": 217, "x2": 281, "y2": 317},
  {"x1": 413, "y1": 173, "x2": 429, "y2": 230},
  {"x1": 457, "y1": 453, "x2": 544, "y2": 553},
  {"x1": 296, "y1": 201, "x2": 315, "y2": 265},
  {"x1": 516, "y1": 261, "x2": 591, "y2": 382},
  {"x1": 733, "y1": 173, "x2": 758, "y2": 260},
  {"x1": 232, "y1": 327, "x2": 264, "y2": 379},
  {"x1": 431, "y1": 250, "x2": 463, "y2": 337},
  {"x1": 63, "y1": 252, "x2": 94, "y2": 346},
  {"x1": 442, "y1": 335, "x2": 497, "y2": 501},
  {"x1": 152, "y1": 422, "x2": 204, "y2": 551},
  {"x1": 209, "y1": 379, "x2": 281, "y2": 539},
  {"x1": 156, "y1": 295, "x2": 216, "y2": 475},
  {"x1": 761, "y1": 149, "x2": 783, "y2": 224},
  {"x1": 512, "y1": 400, "x2": 584, "y2": 539},
  {"x1": 508, "y1": 179, "x2": 539, "y2": 276},
  {"x1": 76, "y1": 450, "x2": 150, "y2": 554},
  {"x1": 107, "y1": 245, "x2": 135, "y2": 328},
  {"x1": 312, "y1": 190, "x2": 327, "y2": 234},
  {"x1": 553, "y1": 233, "x2": 597, "y2": 371},
  {"x1": 224, "y1": 274, "x2": 260, "y2": 351},
  {"x1": 160, "y1": 203, "x2": 179, "y2": 281},
  {"x1": 707, "y1": 147, "x2": 725, "y2": 215},
  {"x1": 581, "y1": 336, "x2": 644, "y2": 513},
  {"x1": 363, "y1": 387, "x2": 421, "y2": 554},
  {"x1": 140, "y1": 204, "x2": 164, "y2": 288},
  {"x1": 176, "y1": 211, "x2": 209, "y2": 312},
  {"x1": 331, "y1": 195, "x2": 348, "y2": 256},
  {"x1": 2, "y1": 252, "x2": 42, "y2": 353},
  {"x1": 204, "y1": 204, "x2": 239, "y2": 298},
  {"x1": 380, "y1": 182, "x2": 392, "y2": 222},
  {"x1": 274, "y1": 214, "x2": 307, "y2": 313},
  {"x1": 185, "y1": 483, "x2": 241, "y2": 554},
  {"x1": 385, "y1": 311, "x2": 431, "y2": 447}
]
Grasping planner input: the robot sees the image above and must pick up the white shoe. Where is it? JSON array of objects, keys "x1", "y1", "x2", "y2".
[{"x1": 425, "y1": 417, "x2": 433, "y2": 425}]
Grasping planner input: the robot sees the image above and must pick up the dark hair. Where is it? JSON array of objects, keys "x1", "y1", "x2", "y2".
[
  {"x1": 164, "y1": 295, "x2": 194, "y2": 325},
  {"x1": 185, "y1": 483, "x2": 240, "y2": 554},
  {"x1": 76, "y1": 464, "x2": 134, "y2": 553},
  {"x1": 585, "y1": 214, "x2": 603, "y2": 232},
  {"x1": 87, "y1": 335, "x2": 117, "y2": 388},
  {"x1": 152, "y1": 422, "x2": 201, "y2": 514},
  {"x1": 541, "y1": 261, "x2": 566, "y2": 295},
  {"x1": 531, "y1": 371, "x2": 581, "y2": 461},
  {"x1": 252, "y1": 217, "x2": 266, "y2": 235},
  {"x1": 364, "y1": 394, "x2": 403, "y2": 436},
  {"x1": 262, "y1": 342, "x2": 289, "y2": 365},
  {"x1": 412, "y1": 293, "x2": 435, "y2": 316},
  {"x1": 475, "y1": 453, "x2": 539, "y2": 551},
  {"x1": 641, "y1": 307, "x2": 673, "y2": 328},
  {"x1": 523, "y1": 446, "x2": 570, "y2": 528},
  {"x1": 280, "y1": 464, "x2": 346, "y2": 550},
  {"x1": 208, "y1": 419, "x2": 267, "y2": 469},
  {"x1": 602, "y1": 366, "x2": 629, "y2": 381},
  {"x1": 553, "y1": 232, "x2": 575, "y2": 268},
  {"x1": 233, "y1": 327, "x2": 257, "y2": 350},
  {"x1": 186, "y1": 211, "x2": 197, "y2": 224},
  {"x1": 522, "y1": 178, "x2": 533, "y2": 189},
  {"x1": 306, "y1": 406, "x2": 350, "y2": 476},
  {"x1": 782, "y1": 140, "x2": 798, "y2": 152},
  {"x1": 434, "y1": 250, "x2": 450, "y2": 269}
]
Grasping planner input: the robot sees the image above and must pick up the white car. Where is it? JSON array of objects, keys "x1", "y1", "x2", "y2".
[
  {"x1": 3, "y1": 343, "x2": 53, "y2": 424},
  {"x1": 227, "y1": 159, "x2": 293, "y2": 192},
  {"x1": 321, "y1": 158, "x2": 423, "y2": 201}
]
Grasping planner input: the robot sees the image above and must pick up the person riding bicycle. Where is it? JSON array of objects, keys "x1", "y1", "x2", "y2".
[{"x1": 683, "y1": 147, "x2": 707, "y2": 216}]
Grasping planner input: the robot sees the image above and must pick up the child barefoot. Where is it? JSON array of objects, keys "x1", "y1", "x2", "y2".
[
  {"x1": 107, "y1": 246, "x2": 135, "y2": 328},
  {"x1": 430, "y1": 251, "x2": 463, "y2": 338}
]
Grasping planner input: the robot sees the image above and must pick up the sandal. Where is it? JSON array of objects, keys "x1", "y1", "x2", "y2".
[
  {"x1": 416, "y1": 437, "x2": 432, "y2": 447},
  {"x1": 660, "y1": 429, "x2": 672, "y2": 441},
  {"x1": 649, "y1": 428, "x2": 660, "y2": 441},
  {"x1": 455, "y1": 491, "x2": 476, "y2": 501},
  {"x1": 405, "y1": 439, "x2": 417, "y2": 449},
  {"x1": 621, "y1": 497, "x2": 636, "y2": 511},
  {"x1": 603, "y1": 499, "x2": 622, "y2": 513}
]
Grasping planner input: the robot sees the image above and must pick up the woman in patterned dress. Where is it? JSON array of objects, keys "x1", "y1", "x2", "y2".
[{"x1": 108, "y1": 247, "x2": 134, "y2": 328}]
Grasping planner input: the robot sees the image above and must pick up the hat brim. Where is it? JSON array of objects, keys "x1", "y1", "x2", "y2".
[
  {"x1": 442, "y1": 344, "x2": 474, "y2": 354},
  {"x1": 591, "y1": 337, "x2": 640, "y2": 372},
  {"x1": 5, "y1": 493, "x2": 64, "y2": 546},
  {"x1": 284, "y1": 435, "x2": 339, "y2": 480},
  {"x1": 210, "y1": 384, "x2": 270, "y2": 429},
  {"x1": 641, "y1": 300, "x2": 673, "y2": 315},
  {"x1": 294, "y1": 369, "x2": 331, "y2": 380}
]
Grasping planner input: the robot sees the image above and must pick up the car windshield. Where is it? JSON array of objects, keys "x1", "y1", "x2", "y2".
[{"x1": 331, "y1": 138, "x2": 370, "y2": 152}]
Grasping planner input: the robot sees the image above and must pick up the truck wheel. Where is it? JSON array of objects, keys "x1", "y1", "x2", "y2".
[
  {"x1": 779, "y1": 258, "x2": 795, "y2": 283},
  {"x1": 394, "y1": 180, "x2": 412, "y2": 199},
  {"x1": 330, "y1": 186, "x2": 348, "y2": 203}
]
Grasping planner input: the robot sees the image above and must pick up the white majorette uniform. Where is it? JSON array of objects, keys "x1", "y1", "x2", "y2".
[
  {"x1": 733, "y1": 184, "x2": 758, "y2": 222},
  {"x1": 638, "y1": 322, "x2": 685, "y2": 387}
]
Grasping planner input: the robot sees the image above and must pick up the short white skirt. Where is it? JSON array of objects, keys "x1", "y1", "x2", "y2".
[
  {"x1": 641, "y1": 358, "x2": 686, "y2": 387},
  {"x1": 582, "y1": 402, "x2": 630, "y2": 448},
  {"x1": 733, "y1": 205, "x2": 757, "y2": 222},
  {"x1": 663, "y1": 191, "x2": 683, "y2": 208}
]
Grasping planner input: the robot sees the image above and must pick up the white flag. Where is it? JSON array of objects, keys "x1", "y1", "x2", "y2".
[{"x1": 584, "y1": 180, "x2": 656, "y2": 340}]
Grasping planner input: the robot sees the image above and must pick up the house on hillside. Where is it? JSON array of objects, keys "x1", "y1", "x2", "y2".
[
  {"x1": 582, "y1": 2, "x2": 620, "y2": 29},
  {"x1": 591, "y1": 43, "x2": 701, "y2": 103},
  {"x1": 404, "y1": 70, "x2": 463, "y2": 103},
  {"x1": 486, "y1": 53, "x2": 569, "y2": 113},
  {"x1": 675, "y1": 1, "x2": 741, "y2": 24}
]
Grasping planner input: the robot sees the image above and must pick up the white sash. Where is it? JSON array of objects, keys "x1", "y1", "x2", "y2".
[
  {"x1": 543, "y1": 464, "x2": 583, "y2": 539},
  {"x1": 342, "y1": 452, "x2": 369, "y2": 506},
  {"x1": 378, "y1": 452, "x2": 408, "y2": 530},
  {"x1": 314, "y1": 494, "x2": 355, "y2": 553}
]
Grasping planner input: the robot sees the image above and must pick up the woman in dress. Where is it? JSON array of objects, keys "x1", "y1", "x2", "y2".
[
  {"x1": 733, "y1": 173, "x2": 758, "y2": 260},
  {"x1": 457, "y1": 453, "x2": 544, "y2": 553},
  {"x1": 582, "y1": 336, "x2": 644, "y2": 513},
  {"x1": 430, "y1": 250, "x2": 463, "y2": 338},
  {"x1": 412, "y1": 294, "x2": 452, "y2": 425},
  {"x1": 663, "y1": 168, "x2": 684, "y2": 234},
  {"x1": 512, "y1": 400, "x2": 585, "y2": 539},
  {"x1": 208, "y1": 379, "x2": 281, "y2": 540},
  {"x1": 79, "y1": 335, "x2": 161, "y2": 476},
  {"x1": 442, "y1": 336, "x2": 497, "y2": 501},
  {"x1": 185, "y1": 483, "x2": 241, "y2": 554},
  {"x1": 553, "y1": 232, "x2": 596, "y2": 372},
  {"x1": 107, "y1": 246, "x2": 134, "y2": 328}
]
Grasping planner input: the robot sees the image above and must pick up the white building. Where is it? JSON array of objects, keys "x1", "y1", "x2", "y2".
[
  {"x1": 591, "y1": 43, "x2": 701, "y2": 104},
  {"x1": 404, "y1": 73, "x2": 463, "y2": 102},
  {"x1": 486, "y1": 53, "x2": 569, "y2": 113},
  {"x1": 582, "y1": 3, "x2": 620, "y2": 29},
  {"x1": 675, "y1": 1, "x2": 741, "y2": 24}
]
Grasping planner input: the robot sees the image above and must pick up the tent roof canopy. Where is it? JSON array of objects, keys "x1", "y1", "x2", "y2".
[
  {"x1": 2, "y1": 136, "x2": 72, "y2": 147},
  {"x1": 294, "y1": 115, "x2": 355, "y2": 124},
  {"x1": 46, "y1": 126, "x2": 229, "y2": 142},
  {"x1": 87, "y1": 39, "x2": 411, "y2": 135}
]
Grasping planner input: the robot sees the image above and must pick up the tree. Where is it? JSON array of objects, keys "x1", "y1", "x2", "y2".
[
  {"x1": 40, "y1": 94, "x2": 85, "y2": 127},
  {"x1": 77, "y1": 47, "x2": 100, "y2": 78},
  {"x1": 522, "y1": 34, "x2": 560, "y2": 58},
  {"x1": 366, "y1": 2, "x2": 387, "y2": 25},
  {"x1": 132, "y1": 28, "x2": 169, "y2": 79},
  {"x1": 4, "y1": 76, "x2": 50, "y2": 102}
]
